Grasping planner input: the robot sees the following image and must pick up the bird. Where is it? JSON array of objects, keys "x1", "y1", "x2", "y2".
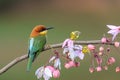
[{"x1": 27, "y1": 25, "x2": 53, "y2": 71}]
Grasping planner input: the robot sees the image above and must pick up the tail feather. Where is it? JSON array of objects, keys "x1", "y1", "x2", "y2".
[{"x1": 27, "y1": 55, "x2": 34, "y2": 71}]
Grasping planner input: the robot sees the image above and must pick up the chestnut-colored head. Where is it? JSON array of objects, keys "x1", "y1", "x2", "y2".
[{"x1": 30, "y1": 25, "x2": 53, "y2": 38}]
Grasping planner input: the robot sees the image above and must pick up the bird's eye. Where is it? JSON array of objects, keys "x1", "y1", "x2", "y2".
[
  {"x1": 38, "y1": 29, "x2": 45, "y2": 32},
  {"x1": 41, "y1": 28, "x2": 46, "y2": 32}
]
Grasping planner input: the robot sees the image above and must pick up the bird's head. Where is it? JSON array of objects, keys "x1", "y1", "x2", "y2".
[{"x1": 30, "y1": 25, "x2": 53, "y2": 37}]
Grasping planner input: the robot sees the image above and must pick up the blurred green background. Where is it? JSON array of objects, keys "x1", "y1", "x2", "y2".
[{"x1": 1, "y1": 0, "x2": 120, "y2": 80}]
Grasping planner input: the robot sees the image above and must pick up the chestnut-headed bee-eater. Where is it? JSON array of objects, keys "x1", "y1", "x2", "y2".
[{"x1": 27, "y1": 25, "x2": 53, "y2": 71}]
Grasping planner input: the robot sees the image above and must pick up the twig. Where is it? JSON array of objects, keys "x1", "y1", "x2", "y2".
[
  {"x1": 0, "y1": 54, "x2": 28, "y2": 75},
  {"x1": 0, "y1": 40, "x2": 114, "y2": 75}
]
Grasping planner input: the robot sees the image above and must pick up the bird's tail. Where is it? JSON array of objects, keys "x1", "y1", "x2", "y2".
[{"x1": 27, "y1": 55, "x2": 34, "y2": 71}]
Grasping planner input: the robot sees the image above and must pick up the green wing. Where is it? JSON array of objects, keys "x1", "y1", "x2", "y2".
[
  {"x1": 27, "y1": 35, "x2": 46, "y2": 71},
  {"x1": 29, "y1": 35, "x2": 46, "y2": 59}
]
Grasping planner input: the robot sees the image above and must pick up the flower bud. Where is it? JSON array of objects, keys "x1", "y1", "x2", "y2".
[
  {"x1": 99, "y1": 46, "x2": 104, "y2": 52},
  {"x1": 46, "y1": 66, "x2": 55, "y2": 72},
  {"x1": 53, "y1": 69, "x2": 60, "y2": 78},
  {"x1": 96, "y1": 66, "x2": 102, "y2": 72},
  {"x1": 101, "y1": 37, "x2": 107, "y2": 43},
  {"x1": 114, "y1": 42, "x2": 120, "y2": 47},
  {"x1": 116, "y1": 67, "x2": 120, "y2": 72},
  {"x1": 87, "y1": 44, "x2": 95, "y2": 51},
  {"x1": 64, "y1": 63, "x2": 71, "y2": 69},
  {"x1": 98, "y1": 52, "x2": 103, "y2": 56},
  {"x1": 103, "y1": 65, "x2": 108, "y2": 70},
  {"x1": 107, "y1": 57, "x2": 116, "y2": 65},
  {"x1": 96, "y1": 58, "x2": 102, "y2": 65},
  {"x1": 68, "y1": 61, "x2": 76, "y2": 67},
  {"x1": 89, "y1": 67, "x2": 94, "y2": 73}
]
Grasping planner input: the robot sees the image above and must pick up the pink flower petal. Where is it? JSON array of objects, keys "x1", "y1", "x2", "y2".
[
  {"x1": 46, "y1": 66, "x2": 55, "y2": 73},
  {"x1": 108, "y1": 31, "x2": 118, "y2": 41},
  {"x1": 116, "y1": 67, "x2": 120, "y2": 72},
  {"x1": 89, "y1": 67, "x2": 94, "y2": 73},
  {"x1": 64, "y1": 63, "x2": 71, "y2": 69},
  {"x1": 68, "y1": 61, "x2": 76, "y2": 67},
  {"x1": 101, "y1": 37, "x2": 107, "y2": 43},
  {"x1": 107, "y1": 57, "x2": 116, "y2": 65},
  {"x1": 99, "y1": 46, "x2": 104, "y2": 52},
  {"x1": 107, "y1": 29, "x2": 119, "y2": 41},
  {"x1": 53, "y1": 69, "x2": 60, "y2": 78},
  {"x1": 87, "y1": 44, "x2": 95, "y2": 50},
  {"x1": 96, "y1": 58, "x2": 102, "y2": 65},
  {"x1": 67, "y1": 40, "x2": 74, "y2": 48},
  {"x1": 96, "y1": 66, "x2": 102, "y2": 72},
  {"x1": 44, "y1": 67, "x2": 52, "y2": 77},
  {"x1": 78, "y1": 53, "x2": 84, "y2": 60},
  {"x1": 62, "y1": 39, "x2": 74, "y2": 48},
  {"x1": 107, "y1": 25, "x2": 118, "y2": 29},
  {"x1": 98, "y1": 52, "x2": 103, "y2": 56},
  {"x1": 114, "y1": 42, "x2": 120, "y2": 47},
  {"x1": 103, "y1": 66, "x2": 108, "y2": 70},
  {"x1": 54, "y1": 58, "x2": 61, "y2": 69},
  {"x1": 35, "y1": 66, "x2": 44, "y2": 79},
  {"x1": 49, "y1": 56, "x2": 56, "y2": 63},
  {"x1": 62, "y1": 39, "x2": 70, "y2": 48},
  {"x1": 107, "y1": 29, "x2": 117, "y2": 35}
]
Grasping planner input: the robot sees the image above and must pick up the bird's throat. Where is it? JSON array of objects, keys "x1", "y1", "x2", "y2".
[{"x1": 39, "y1": 30, "x2": 47, "y2": 36}]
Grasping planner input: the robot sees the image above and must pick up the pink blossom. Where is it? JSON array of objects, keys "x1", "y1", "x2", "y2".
[
  {"x1": 54, "y1": 58, "x2": 61, "y2": 70},
  {"x1": 62, "y1": 39, "x2": 84, "y2": 61},
  {"x1": 49, "y1": 56, "x2": 56, "y2": 63},
  {"x1": 62, "y1": 39, "x2": 74, "y2": 48},
  {"x1": 101, "y1": 37, "x2": 107, "y2": 43},
  {"x1": 89, "y1": 67, "x2": 95, "y2": 73},
  {"x1": 114, "y1": 42, "x2": 120, "y2": 47},
  {"x1": 99, "y1": 46, "x2": 104, "y2": 52},
  {"x1": 74, "y1": 45, "x2": 84, "y2": 60},
  {"x1": 64, "y1": 63, "x2": 71, "y2": 69},
  {"x1": 103, "y1": 66, "x2": 108, "y2": 70},
  {"x1": 64, "y1": 61, "x2": 80, "y2": 69},
  {"x1": 96, "y1": 66, "x2": 102, "y2": 72},
  {"x1": 96, "y1": 58, "x2": 102, "y2": 65},
  {"x1": 49, "y1": 56, "x2": 61, "y2": 70},
  {"x1": 107, "y1": 25, "x2": 120, "y2": 41},
  {"x1": 98, "y1": 52, "x2": 103, "y2": 56},
  {"x1": 68, "y1": 61, "x2": 76, "y2": 67},
  {"x1": 87, "y1": 44, "x2": 95, "y2": 50},
  {"x1": 35, "y1": 66, "x2": 53, "y2": 80},
  {"x1": 116, "y1": 67, "x2": 120, "y2": 72},
  {"x1": 46, "y1": 66, "x2": 55, "y2": 73},
  {"x1": 62, "y1": 39, "x2": 75, "y2": 60},
  {"x1": 43, "y1": 67, "x2": 53, "y2": 80},
  {"x1": 35, "y1": 66, "x2": 44, "y2": 79},
  {"x1": 53, "y1": 69, "x2": 60, "y2": 78},
  {"x1": 107, "y1": 57, "x2": 116, "y2": 65}
]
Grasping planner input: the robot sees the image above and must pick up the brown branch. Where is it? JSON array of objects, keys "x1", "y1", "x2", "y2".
[{"x1": 0, "y1": 40, "x2": 114, "y2": 75}]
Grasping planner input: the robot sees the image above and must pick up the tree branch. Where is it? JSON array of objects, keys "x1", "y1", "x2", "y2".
[{"x1": 0, "y1": 40, "x2": 114, "y2": 75}]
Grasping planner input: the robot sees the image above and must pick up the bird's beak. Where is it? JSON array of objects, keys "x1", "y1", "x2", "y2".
[
  {"x1": 39, "y1": 27, "x2": 53, "y2": 35},
  {"x1": 46, "y1": 27, "x2": 54, "y2": 30}
]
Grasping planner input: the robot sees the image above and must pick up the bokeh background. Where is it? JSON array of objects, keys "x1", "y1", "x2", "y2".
[{"x1": 1, "y1": 0, "x2": 120, "y2": 80}]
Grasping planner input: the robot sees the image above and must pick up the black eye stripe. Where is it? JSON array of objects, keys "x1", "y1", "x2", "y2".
[
  {"x1": 39, "y1": 28, "x2": 46, "y2": 32},
  {"x1": 42, "y1": 28, "x2": 46, "y2": 31}
]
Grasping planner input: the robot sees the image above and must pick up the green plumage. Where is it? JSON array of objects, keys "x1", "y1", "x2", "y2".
[{"x1": 27, "y1": 35, "x2": 46, "y2": 71}]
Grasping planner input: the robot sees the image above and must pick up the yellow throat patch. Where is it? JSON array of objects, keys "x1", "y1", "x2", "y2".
[{"x1": 39, "y1": 30, "x2": 47, "y2": 36}]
